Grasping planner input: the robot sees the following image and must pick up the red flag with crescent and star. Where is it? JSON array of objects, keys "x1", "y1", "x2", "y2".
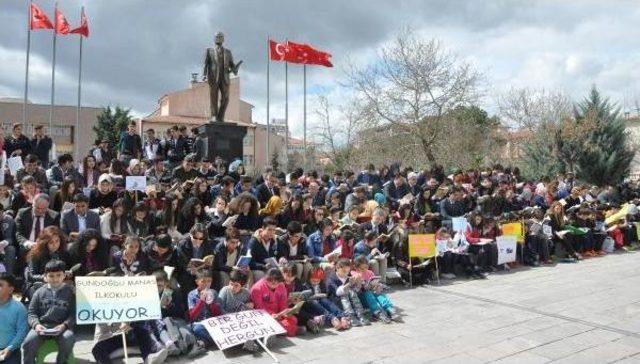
[
  {"x1": 69, "y1": 8, "x2": 89, "y2": 37},
  {"x1": 30, "y1": 3, "x2": 54, "y2": 30},
  {"x1": 269, "y1": 39, "x2": 333, "y2": 67},
  {"x1": 55, "y1": 7, "x2": 70, "y2": 35}
]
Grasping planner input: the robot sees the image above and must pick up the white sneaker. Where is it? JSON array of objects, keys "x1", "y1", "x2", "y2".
[
  {"x1": 145, "y1": 347, "x2": 168, "y2": 364},
  {"x1": 441, "y1": 273, "x2": 456, "y2": 279}
]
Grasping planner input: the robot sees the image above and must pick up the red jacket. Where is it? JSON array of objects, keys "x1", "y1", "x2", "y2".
[{"x1": 250, "y1": 278, "x2": 288, "y2": 315}]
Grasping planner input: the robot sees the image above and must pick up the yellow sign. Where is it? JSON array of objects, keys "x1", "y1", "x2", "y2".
[
  {"x1": 501, "y1": 222, "x2": 524, "y2": 243},
  {"x1": 408, "y1": 234, "x2": 436, "y2": 258}
]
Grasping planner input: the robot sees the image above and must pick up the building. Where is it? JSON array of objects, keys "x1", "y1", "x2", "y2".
[
  {"x1": 0, "y1": 97, "x2": 101, "y2": 159},
  {"x1": 140, "y1": 77, "x2": 283, "y2": 174}
]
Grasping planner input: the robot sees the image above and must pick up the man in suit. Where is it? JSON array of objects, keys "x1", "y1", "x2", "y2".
[
  {"x1": 30, "y1": 125, "x2": 52, "y2": 168},
  {"x1": 203, "y1": 32, "x2": 241, "y2": 121},
  {"x1": 15, "y1": 194, "x2": 59, "y2": 253},
  {"x1": 255, "y1": 172, "x2": 279, "y2": 208},
  {"x1": 60, "y1": 193, "x2": 100, "y2": 241}
]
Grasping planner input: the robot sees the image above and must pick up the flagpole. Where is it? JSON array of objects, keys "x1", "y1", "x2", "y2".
[
  {"x1": 23, "y1": 1, "x2": 32, "y2": 127},
  {"x1": 75, "y1": 7, "x2": 84, "y2": 164},
  {"x1": 266, "y1": 35, "x2": 270, "y2": 166},
  {"x1": 284, "y1": 53, "x2": 289, "y2": 172},
  {"x1": 303, "y1": 64, "x2": 307, "y2": 170},
  {"x1": 49, "y1": 2, "x2": 58, "y2": 134}
]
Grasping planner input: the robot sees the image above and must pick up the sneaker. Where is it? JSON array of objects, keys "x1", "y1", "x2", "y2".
[
  {"x1": 340, "y1": 316, "x2": 351, "y2": 330},
  {"x1": 306, "y1": 319, "x2": 321, "y2": 334},
  {"x1": 243, "y1": 340, "x2": 260, "y2": 353},
  {"x1": 166, "y1": 343, "x2": 181, "y2": 357},
  {"x1": 503, "y1": 263, "x2": 511, "y2": 271},
  {"x1": 351, "y1": 316, "x2": 363, "y2": 327},
  {"x1": 145, "y1": 347, "x2": 168, "y2": 364},
  {"x1": 597, "y1": 250, "x2": 607, "y2": 256},
  {"x1": 387, "y1": 308, "x2": 401, "y2": 322},
  {"x1": 375, "y1": 310, "x2": 392, "y2": 324},
  {"x1": 187, "y1": 341, "x2": 206, "y2": 358},
  {"x1": 441, "y1": 273, "x2": 456, "y2": 279},
  {"x1": 359, "y1": 317, "x2": 371, "y2": 326},
  {"x1": 296, "y1": 326, "x2": 308, "y2": 335}
]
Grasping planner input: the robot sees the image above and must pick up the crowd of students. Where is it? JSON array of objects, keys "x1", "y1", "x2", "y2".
[{"x1": 1, "y1": 120, "x2": 640, "y2": 363}]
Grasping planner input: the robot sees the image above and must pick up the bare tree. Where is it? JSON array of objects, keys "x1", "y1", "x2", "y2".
[
  {"x1": 313, "y1": 95, "x2": 362, "y2": 170},
  {"x1": 345, "y1": 28, "x2": 481, "y2": 165},
  {"x1": 498, "y1": 88, "x2": 572, "y2": 131}
]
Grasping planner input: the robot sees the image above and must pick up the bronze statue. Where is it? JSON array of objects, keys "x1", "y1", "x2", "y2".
[{"x1": 203, "y1": 32, "x2": 242, "y2": 122}]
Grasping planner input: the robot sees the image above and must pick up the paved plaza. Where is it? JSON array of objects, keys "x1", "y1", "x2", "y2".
[{"x1": 70, "y1": 250, "x2": 640, "y2": 364}]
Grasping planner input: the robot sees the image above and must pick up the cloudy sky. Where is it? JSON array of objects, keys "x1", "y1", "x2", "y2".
[{"x1": 2, "y1": 0, "x2": 640, "y2": 138}]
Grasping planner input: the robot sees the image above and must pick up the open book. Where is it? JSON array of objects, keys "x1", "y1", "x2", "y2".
[
  {"x1": 235, "y1": 255, "x2": 251, "y2": 268},
  {"x1": 288, "y1": 289, "x2": 327, "y2": 302},
  {"x1": 189, "y1": 255, "x2": 215, "y2": 267},
  {"x1": 274, "y1": 301, "x2": 305, "y2": 319}
]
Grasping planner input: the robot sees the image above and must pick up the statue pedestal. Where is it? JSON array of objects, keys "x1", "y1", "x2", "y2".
[{"x1": 197, "y1": 121, "x2": 247, "y2": 163}]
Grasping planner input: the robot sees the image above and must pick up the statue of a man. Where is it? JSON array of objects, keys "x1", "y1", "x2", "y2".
[{"x1": 203, "y1": 32, "x2": 242, "y2": 122}]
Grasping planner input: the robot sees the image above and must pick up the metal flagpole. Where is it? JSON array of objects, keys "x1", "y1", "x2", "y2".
[
  {"x1": 23, "y1": 1, "x2": 32, "y2": 127},
  {"x1": 49, "y1": 2, "x2": 58, "y2": 133},
  {"x1": 266, "y1": 35, "x2": 270, "y2": 162},
  {"x1": 75, "y1": 7, "x2": 84, "y2": 164},
  {"x1": 303, "y1": 64, "x2": 307, "y2": 170},
  {"x1": 284, "y1": 39, "x2": 289, "y2": 171}
]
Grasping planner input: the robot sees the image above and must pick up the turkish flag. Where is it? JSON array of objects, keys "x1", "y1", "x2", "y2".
[
  {"x1": 287, "y1": 41, "x2": 333, "y2": 67},
  {"x1": 70, "y1": 8, "x2": 89, "y2": 37},
  {"x1": 55, "y1": 8, "x2": 70, "y2": 35},
  {"x1": 269, "y1": 39, "x2": 293, "y2": 62},
  {"x1": 30, "y1": 3, "x2": 54, "y2": 30}
]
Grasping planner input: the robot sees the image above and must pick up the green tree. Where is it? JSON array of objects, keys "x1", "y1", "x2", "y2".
[
  {"x1": 575, "y1": 87, "x2": 635, "y2": 185},
  {"x1": 93, "y1": 106, "x2": 134, "y2": 148}
]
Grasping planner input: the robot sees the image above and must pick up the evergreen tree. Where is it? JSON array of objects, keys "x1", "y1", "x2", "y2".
[
  {"x1": 93, "y1": 106, "x2": 134, "y2": 148},
  {"x1": 521, "y1": 126, "x2": 563, "y2": 179},
  {"x1": 575, "y1": 87, "x2": 635, "y2": 185}
]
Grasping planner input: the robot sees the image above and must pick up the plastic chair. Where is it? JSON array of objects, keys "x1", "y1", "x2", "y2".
[{"x1": 35, "y1": 339, "x2": 75, "y2": 364}]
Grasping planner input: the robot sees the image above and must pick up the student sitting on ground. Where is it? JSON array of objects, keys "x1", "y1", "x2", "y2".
[
  {"x1": 0, "y1": 273, "x2": 28, "y2": 364},
  {"x1": 351, "y1": 255, "x2": 399, "y2": 324},
  {"x1": 302, "y1": 267, "x2": 350, "y2": 330},
  {"x1": 22, "y1": 260, "x2": 75, "y2": 364},
  {"x1": 435, "y1": 227, "x2": 481, "y2": 279},
  {"x1": 245, "y1": 217, "x2": 279, "y2": 283},
  {"x1": 326, "y1": 259, "x2": 369, "y2": 327},
  {"x1": 92, "y1": 320, "x2": 169, "y2": 364},
  {"x1": 250, "y1": 268, "x2": 299, "y2": 337},
  {"x1": 187, "y1": 270, "x2": 221, "y2": 348},
  {"x1": 353, "y1": 231, "x2": 388, "y2": 282},
  {"x1": 217, "y1": 270, "x2": 261, "y2": 352}
]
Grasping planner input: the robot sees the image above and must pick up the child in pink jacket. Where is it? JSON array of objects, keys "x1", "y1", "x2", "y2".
[{"x1": 250, "y1": 268, "x2": 298, "y2": 337}]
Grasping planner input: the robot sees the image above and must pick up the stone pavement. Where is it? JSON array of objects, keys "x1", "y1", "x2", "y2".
[{"x1": 69, "y1": 250, "x2": 640, "y2": 364}]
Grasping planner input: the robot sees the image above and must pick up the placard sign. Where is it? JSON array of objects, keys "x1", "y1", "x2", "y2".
[
  {"x1": 75, "y1": 276, "x2": 161, "y2": 324},
  {"x1": 200, "y1": 310, "x2": 286, "y2": 350}
]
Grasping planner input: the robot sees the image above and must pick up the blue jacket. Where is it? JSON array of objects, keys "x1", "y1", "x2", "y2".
[
  {"x1": 306, "y1": 230, "x2": 336, "y2": 263},
  {"x1": 353, "y1": 240, "x2": 377, "y2": 260}
]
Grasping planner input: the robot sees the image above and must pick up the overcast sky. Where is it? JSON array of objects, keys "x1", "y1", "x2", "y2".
[{"x1": 2, "y1": 0, "x2": 640, "y2": 138}]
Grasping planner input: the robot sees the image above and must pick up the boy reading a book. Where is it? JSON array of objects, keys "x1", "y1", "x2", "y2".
[
  {"x1": 22, "y1": 260, "x2": 76, "y2": 364},
  {"x1": 302, "y1": 268, "x2": 350, "y2": 330},
  {"x1": 217, "y1": 270, "x2": 261, "y2": 352},
  {"x1": 187, "y1": 270, "x2": 221, "y2": 347},
  {"x1": 326, "y1": 259, "x2": 369, "y2": 327}
]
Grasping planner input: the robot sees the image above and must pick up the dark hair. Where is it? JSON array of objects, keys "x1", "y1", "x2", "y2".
[
  {"x1": 262, "y1": 216, "x2": 277, "y2": 228},
  {"x1": 44, "y1": 259, "x2": 66, "y2": 273},
  {"x1": 195, "y1": 270, "x2": 211, "y2": 280},
  {"x1": 354, "y1": 255, "x2": 369, "y2": 267},
  {"x1": 336, "y1": 258, "x2": 352, "y2": 269},
  {"x1": 25, "y1": 154, "x2": 39, "y2": 164},
  {"x1": 190, "y1": 222, "x2": 206, "y2": 236},
  {"x1": 73, "y1": 193, "x2": 89, "y2": 204},
  {"x1": 57, "y1": 153, "x2": 73, "y2": 165},
  {"x1": 229, "y1": 269, "x2": 248, "y2": 285},
  {"x1": 0, "y1": 272, "x2": 16, "y2": 288},
  {"x1": 225, "y1": 227, "x2": 239, "y2": 241},
  {"x1": 286, "y1": 221, "x2": 303, "y2": 235},
  {"x1": 319, "y1": 218, "x2": 333, "y2": 230},
  {"x1": 265, "y1": 268, "x2": 284, "y2": 283},
  {"x1": 281, "y1": 262, "x2": 297, "y2": 276}
]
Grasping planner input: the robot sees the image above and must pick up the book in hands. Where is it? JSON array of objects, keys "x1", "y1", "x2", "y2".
[
  {"x1": 190, "y1": 255, "x2": 215, "y2": 267},
  {"x1": 275, "y1": 301, "x2": 304, "y2": 319},
  {"x1": 40, "y1": 328, "x2": 62, "y2": 336},
  {"x1": 264, "y1": 257, "x2": 279, "y2": 268},
  {"x1": 235, "y1": 255, "x2": 252, "y2": 268}
]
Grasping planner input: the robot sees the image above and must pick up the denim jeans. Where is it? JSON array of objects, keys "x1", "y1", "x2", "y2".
[
  {"x1": 22, "y1": 329, "x2": 75, "y2": 364},
  {"x1": 191, "y1": 323, "x2": 213, "y2": 347},
  {"x1": 92, "y1": 322, "x2": 160, "y2": 363}
]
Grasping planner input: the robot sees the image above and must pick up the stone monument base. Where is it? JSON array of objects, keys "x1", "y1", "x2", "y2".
[{"x1": 197, "y1": 121, "x2": 247, "y2": 164}]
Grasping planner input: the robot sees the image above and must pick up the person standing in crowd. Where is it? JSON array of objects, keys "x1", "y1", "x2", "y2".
[
  {"x1": 179, "y1": 126, "x2": 194, "y2": 154},
  {"x1": 143, "y1": 128, "x2": 163, "y2": 162},
  {"x1": 92, "y1": 139, "x2": 113, "y2": 167},
  {"x1": 118, "y1": 121, "x2": 142, "y2": 165},
  {"x1": 4, "y1": 123, "x2": 31, "y2": 159},
  {"x1": 165, "y1": 126, "x2": 188, "y2": 169},
  {"x1": 0, "y1": 273, "x2": 28, "y2": 364},
  {"x1": 30, "y1": 125, "x2": 52, "y2": 168}
]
